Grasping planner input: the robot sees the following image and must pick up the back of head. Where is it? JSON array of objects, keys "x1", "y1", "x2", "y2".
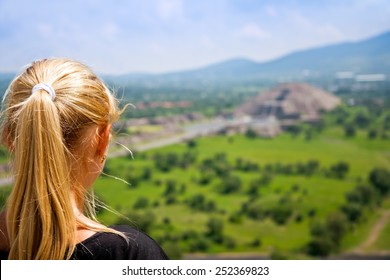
[{"x1": 1, "y1": 58, "x2": 119, "y2": 259}]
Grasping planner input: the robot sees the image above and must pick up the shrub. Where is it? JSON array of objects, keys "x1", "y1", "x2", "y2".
[
  {"x1": 328, "y1": 161, "x2": 349, "y2": 179},
  {"x1": 205, "y1": 217, "x2": 224, "y2": 244},
  {"x1": 344, "y1": 124, "x2": 356, "y2": 137},
  {"x1": 224, "y1": 236, "x2": 236, "y2": 249},
  {"x1": 187, "y1": 194, "x2": 206, "y2": 211},
  {"x1": 188, "y1": 235, "x2": 210, "y2": 253},
  {"x1": 307, "y1": 208, "x2": 317, "y2": 218},
  {"x1": 133, "y1": 197, "x2": 149, "y2": 209},
  {"x1": 141, "y1": 167, "x2": 152, "y2": 180},
  {"x1": 307, "y1": 238, "x2": 333, "y2": 257},
  {"x1": 228, "y1": 212, "x2": 243, "y2": 224},
  {"x1": 187, "y1": 139, "x2": 197, "y2": 148},
  {"x1": 270, "y1": 204, "x2": 292, "y2": 225},
  {"x1": 164, "y1": 180, "x2": 177, "y2": 196},
  {"x1": 243, "y1": 201, "x2": 267, "y2": 220},
  {"x1": 369, "y1": 168, "x2": 390, "y2": 195},
  {"x1": 341, "y1": 203, "x2": 363, "y2": 223},
  {"x1": 165, "y1": 195, "x2": 177, "y2": 205},
  {"x1": 327, "y1": 212, "x2": 347, "y2": 247},
  {"x1": 250, "y1": 238, "x2": 262, "y2": 248},
  {"x1": 154, "y1": 152, "x2": 179, "y2": 172},
  {"x1": 367, "y1": 129, "x2": 377, "y2": 139},
  {"x1": 217, "y1": 175, "x2": 242, "y2": 194},
  {"x1": 117, "y1": 211, "x2": 156, "y2": 234},
  {"x1": 345, "y1": 185, "x2": 377, "y2": 206},
  {"x1": 245, "y1": 128, "x2": 257, "y2": 138},
  {"x1": 198, "y1": 168, "x2": 214, "y2": 185},
  {"x1": 353, "y1": 111, "x2": 370, "y2": 128}
]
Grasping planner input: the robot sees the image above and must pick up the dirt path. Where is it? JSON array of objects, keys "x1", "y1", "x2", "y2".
[{"x1": 353, "y1": 209, "x2": 390, "y2": 253}]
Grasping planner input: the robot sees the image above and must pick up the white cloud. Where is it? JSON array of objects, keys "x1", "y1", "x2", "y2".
[
  {"x1": 101, "y1": 22, "x2": 120, "y2": 40},
  {"x1": 238, "y1": 23, "x2": 267, "y2": 40},
  {"x1": 149, "y1": 43, "x2": 165, "y2": 55},
  {"x1": 36, "y1": 23, "x2": 53, "y2": 38},
  {"x1": 265, "y1": 5, "x2": 277, "y2": 17},
  {"x1": 156, "y1": 0, "x2": 183, "y2": 20},
  {"x1": 200, "y1": 36, "x2": 216, "y2": 49},
  {"x1": 288, "y1": 11, "x2": 344, "y2": 42}
]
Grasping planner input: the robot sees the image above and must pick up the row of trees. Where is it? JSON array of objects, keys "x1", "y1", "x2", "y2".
[
  {"x1": 152, "y1": 149, "x2": 351, "y2": 181},
  {"x1": 278, "y1": 101, "x2": 390, "y2": 140},
  {"x1": 331, "y1": 103, "x2": 390, "y2": 139}
]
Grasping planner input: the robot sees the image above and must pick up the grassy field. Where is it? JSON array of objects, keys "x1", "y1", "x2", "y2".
[{"x1": 94, "y1": 127, "x2": 390, "y2": 259}]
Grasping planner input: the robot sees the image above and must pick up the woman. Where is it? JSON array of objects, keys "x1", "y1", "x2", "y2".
[{"x1": 0, "y1": 58, "x2": 168, "y2": 260}]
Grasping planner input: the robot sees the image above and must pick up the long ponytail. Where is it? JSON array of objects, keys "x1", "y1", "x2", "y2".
[
  {"x1": 1, "y1": 58, "x2": 122, "y2": 259},
  {"x1": 6, "y1": 89, "x2": 76, "y2": 259}
]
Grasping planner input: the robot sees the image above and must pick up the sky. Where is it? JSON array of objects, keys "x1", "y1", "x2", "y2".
[{"x1": 0, "y1": 0, "x2": 390, "y2": 74}]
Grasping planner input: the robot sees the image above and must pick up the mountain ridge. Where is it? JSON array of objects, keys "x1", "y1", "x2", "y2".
[
  {"x1": 161, "y1": 30, "x2": 390, "y2": 80},
  {"x1": 1, "y1": 30, "x2": 390, "y2": 84}
]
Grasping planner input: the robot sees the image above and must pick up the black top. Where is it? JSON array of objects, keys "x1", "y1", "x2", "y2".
[{"x1": 0, "y1": 225, "x2": 168, "y2": 260}]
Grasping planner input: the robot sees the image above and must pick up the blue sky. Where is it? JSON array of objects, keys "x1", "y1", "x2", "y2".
[{"x1": 1, "y1": 0, "x2": 389, "y2": 74}]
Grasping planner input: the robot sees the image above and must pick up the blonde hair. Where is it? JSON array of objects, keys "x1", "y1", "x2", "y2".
[{"x1": 1, "y1": 58, "x2": 120, "y2": 259}]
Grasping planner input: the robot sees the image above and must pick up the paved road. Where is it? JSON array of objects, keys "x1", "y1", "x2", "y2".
[{"x1": 108, "y1": 117, "x2": 242, "y2": 157}]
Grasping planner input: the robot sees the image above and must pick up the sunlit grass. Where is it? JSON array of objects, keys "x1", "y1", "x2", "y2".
[{"x1": 94, "y1": 128, "x2": 390, "y2": 257}]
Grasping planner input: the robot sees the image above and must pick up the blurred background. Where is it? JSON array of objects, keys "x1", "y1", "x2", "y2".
[{"x1": 1, "y1": 0, "x2": 390, "y2": 259}]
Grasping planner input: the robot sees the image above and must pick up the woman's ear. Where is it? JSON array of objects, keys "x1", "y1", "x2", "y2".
[{"x1": 96, "y1": 124, "x2": 112, "y2": 157}]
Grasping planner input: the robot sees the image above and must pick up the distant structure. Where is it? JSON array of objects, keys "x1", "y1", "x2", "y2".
[
  {"x1": 231, "y1": 83, "x2": 341, "y2": 137},
  {"x1": 335, "y1": 72, "x2": 388, "y2": 92}
]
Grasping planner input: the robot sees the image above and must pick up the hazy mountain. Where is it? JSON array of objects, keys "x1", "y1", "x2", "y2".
[
  {"x1": 1, "y1": 30, "x2": 389, "y2": 91},
  {"x1": 161, "y1": 30, "x2": 390, "y2": 81}
]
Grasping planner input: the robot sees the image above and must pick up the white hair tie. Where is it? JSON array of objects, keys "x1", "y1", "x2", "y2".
[{"x1": 32, "y1": 83, "x2": 56, "y2": 101}]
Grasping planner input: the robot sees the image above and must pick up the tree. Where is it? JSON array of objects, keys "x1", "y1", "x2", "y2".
[
  {"x1": 218, "y1": 175, "x2": 242, "y2": 194},
  {"x1": 304, "y1": 129, "x2": 314, "y2": 141},
  {"x1": 307, "y1": 211, "x2": 348, "y2": 257},
  {"x1": 326, "y1": 212, "x2": 347, "y2": 248},
  {"x1": 369, "y1": 168, "x2": 390, "y2": 195},
  {"x1": 344, "y1": 124, "x2": 356, "y2": 137},
  {"x1": 245, "y1": 128, "x2": 257, "y2": 139},
  {"x1": 270, "y1": 204, "x2": 292, "y2": 225},
  {"x1": 187, "y1": 139, "x2": 197, "y2": 148},
  {"x1": 198, "y1": 168, "x2": 214, "y2": 185},
  {"x1": 345, "y1": 185, "x2": 377, "y2": 206},
  {"x1": 164, "y1": 179, "x2": 177, "y2": 196},
  {"x1": 117, "y1": 211, "x2": 156, "y2": 234},
  {"x1": 341, "y1": 203, "x2": 363, "y2": 223},
  {"x1": 188, "y1": 235, "x2": 209, "y2": 253},
  {"x1": 154, "y1": 152, "x2": 179, "y2": 172},
  {"x1": 205, "y1": 217, "x2": 224, "y2": 244},
  {"x1": 286, "y1": 125, "x2": 302, "y2": 138},
  {"x1": 141, "y1": 167, "x2": 152, "y2": 180},
  {"x1": 133, "y1": 197, "x2": 149, "y2": 209},
  {"x1": 329, "y1": 161, "x2": 349, "y2": 179},
  {"x1": 187, "y1": 194, "x2": 206, "y2": 211},
  {"x1": 307, "y1": 238, "x2": 333, "y2": 257},
  {"x1": 250, "y1": 238, "x2": 262, "y2": 248},
  {"x1": 305, "y1": 160, "x2": 320, "y2": 176},
  {"x1": 353, "y1": 111, "x2": 370, "y2": 129},
  {"x1": 367, "y1": 129, "x2": 377, "y2": 139}
]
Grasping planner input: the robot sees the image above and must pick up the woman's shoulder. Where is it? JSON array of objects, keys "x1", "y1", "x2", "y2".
[{"x1": 72, "y1": 225, "x2": 168, "y2": 260}]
